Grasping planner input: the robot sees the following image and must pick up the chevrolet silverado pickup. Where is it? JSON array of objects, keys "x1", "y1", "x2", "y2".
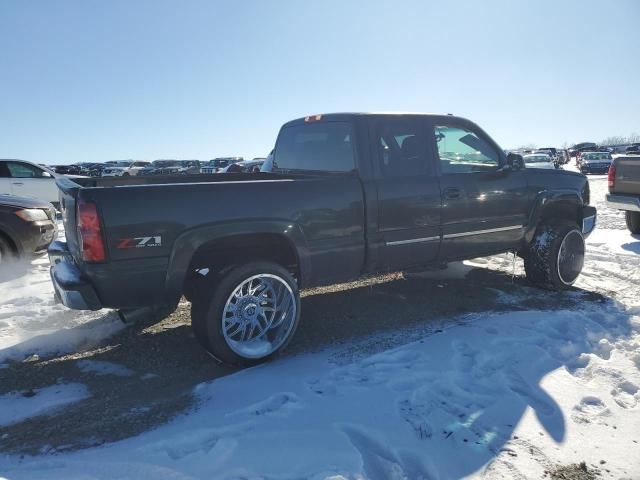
[
  {"x1": 49, "y1": 113, "x2": 596, "y2": 365},
  {"x1": 606, "y1": 155, "x2": 640, "y2": 233}
]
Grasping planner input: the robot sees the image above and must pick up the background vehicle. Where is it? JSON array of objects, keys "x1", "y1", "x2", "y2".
[
  {"x1": 0, "y1": 159, "x2": 77, "y2": 207},
  {"x1": 49, "y1": 113, "x2": 595, "y2": 366},
  {"x1": 200, "y1": 157, "x2": 243, "y2": 174},
  {"x1": 578, "y1": 151, "x2": 612, "y2": 174},
  {"x1": 625, "y1": 145, "x2": 640, "y2": 154},
  {"x1": 156, "y1": 160, "x2": 202, "y2": 175},
  {"x1": 0, "y1": 194, "x2": 57, "y2": 263},
  {"x1": 101, "y1": 161, "x2": 150, "y2": 177},
  {"x1": 523, "y1": 153, "x2": 557, "y2": 169},
  {"x1": 260, "y1": 152, "x2": 274, "y2": 172},
  {"x1": 568, "y1": 142, "x2": 597, "y2": 158},
  {"x1": 607, "y1": 156, "x2": 640, "y2": 233},
  {"x1": 50, "y1": 164, "x2": 83, "y2": 175},
  {"x1": 221, "y1": 158, "x2": 264, "y2": 173}
]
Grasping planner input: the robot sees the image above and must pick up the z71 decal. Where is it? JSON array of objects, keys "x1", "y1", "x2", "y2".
[{"x1": 117, "y1": 236, "x2": 162, "y2": 249}]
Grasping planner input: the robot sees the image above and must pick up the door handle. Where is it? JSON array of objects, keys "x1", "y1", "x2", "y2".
[
  {"x1": 12, "y1": 182, "x2": 24, "y2": 186},
  {"x1": 443, "y1": 187, "x2": 462, "y2": 200}
]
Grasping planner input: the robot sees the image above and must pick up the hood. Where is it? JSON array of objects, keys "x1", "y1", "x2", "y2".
[{"x1": 0, "y1": 194, "x2": 55, "y2": 209}]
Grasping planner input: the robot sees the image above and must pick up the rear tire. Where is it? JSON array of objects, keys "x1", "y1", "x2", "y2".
[
  {"x1": 626, "y1": 211, "x2": 640, "y2": 234},
  {"x1": 524, "y1": 223, "x2": 585, "y2": 290},
  {"x1": 191, "y1": 262, "x2": 300, "y2": 366}
]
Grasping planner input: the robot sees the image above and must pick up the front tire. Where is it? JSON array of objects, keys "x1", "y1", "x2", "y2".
[
  {"x1": 524, "y1": 224, "x2": 585, "y2": 290},
  {"x1": 626, "y1": 211, "x2": 640, "y2": 234},
  {"x1": 191, "y1": 262, "x2": 300, "y2": 366}
]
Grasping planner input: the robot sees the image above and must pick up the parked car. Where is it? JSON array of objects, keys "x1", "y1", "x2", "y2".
[
  {"x1": 578, "y1": 151, "x2": 612, "y2": 174},
  {"x1": 0, "y1": 159, "x2": 86, "y2": 208},
  {"x1": 48, "y1": 113, "x2": 596, "y2": 366},
  {"x1": 138, "y1": 160, "x2": 202, "y2": 176},
  {"x1": 138, "y1": 160, "x2": 174, "y2": 176},
  {"x1": 260, "y1": 152, "x2": 274, "y2": 172},
  {"x1": 221, "y1": 158, "x2": 264, "y2": 173},
  {"x1": 556, "y1": 149, "x2": 569, "y2": 164},
  {"x1": 200, "y1": 158, "x2": 243, "y2": 174},
  {"x1": 101, "y1": 161, "x2": 150, "y2": 177},
  {"x1": 50, "y1": 164, "x2": 83, "y2": 175},
  {"x1": 535, "y1": 148, "x2": 557, "y2": 160},
  {"x1": 155, "y1": 160, "x2": 202, "y2": 175},
  {"x1": 0, "y1": 194, "x2": 57, "y2": 264},
  {"x1": 606, "y1": 156, "x2": 640, "y2": 233},
  {"x1": 624, "y1": 145, "x2": 640, "y2": 154},
  {"x1": 568, "y1": 143, "x2": 598, "y2": 160},
  {"x1": 523, "y1": 154, "x2": 557, "y2": 169}
]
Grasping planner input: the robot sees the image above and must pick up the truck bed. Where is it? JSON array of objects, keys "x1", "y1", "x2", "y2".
[{"x1": 55, "y1": 171, "x2": 367, "y2": 309}]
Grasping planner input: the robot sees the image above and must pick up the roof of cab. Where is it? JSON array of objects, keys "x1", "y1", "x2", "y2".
[{"x1": 281, "y1": 112, "x2": 465, "y2": 128}]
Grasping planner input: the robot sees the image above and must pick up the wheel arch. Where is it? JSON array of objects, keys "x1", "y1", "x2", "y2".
[
  {"x1": 165, "y1": 220, "x2": 310, "y2": 304},
  {"x1": 524, "y1": 190, "x2": 584, "y2": 243},
  {"x1": 0, "y1": 226, "x2": 21, "y2": 256}
]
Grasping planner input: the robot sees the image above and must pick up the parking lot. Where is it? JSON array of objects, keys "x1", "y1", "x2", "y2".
[{"x1": 1, "y1": 170, "x2": 639, "y2": 479}]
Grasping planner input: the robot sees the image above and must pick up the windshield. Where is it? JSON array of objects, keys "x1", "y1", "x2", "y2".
[
  {"x1": 583, "y1": 153, "x2": 611, "y2": 160},
  {"x1": 114, "y1": 161, "x2": 132, "y2": 167},
  {"x1": 524, "y1": 155, "x2": 551, "y2": 163}
]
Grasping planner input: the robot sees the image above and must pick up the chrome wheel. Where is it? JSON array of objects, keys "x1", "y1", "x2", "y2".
[
  {"x1": 222, "y1": 273, "x2": 297, "y2": 359},
  {"x1": 557, "y1": 229, "x2": 585, "y2": 286}
]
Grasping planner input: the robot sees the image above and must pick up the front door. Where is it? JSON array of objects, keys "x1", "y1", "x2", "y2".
[
  {"x1": 428, "y1": 121, "x2": 528, "y2": 260},
  {"x1": 372, "y1": 116, "x2": 442, "y2": 270}
]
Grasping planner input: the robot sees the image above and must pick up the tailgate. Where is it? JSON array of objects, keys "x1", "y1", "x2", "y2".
[
  {"x1": 613, "y1": 157, "x2": 640, "y2": 194},
  {"x1": 55, "y1": 176, "x2": 83, "y2": 256}
]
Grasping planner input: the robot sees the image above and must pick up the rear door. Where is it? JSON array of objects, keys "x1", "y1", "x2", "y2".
[
  {"x1": 371, "y1": 116, "x2": 442, "y2": 270},
  {"x1": 428, "y1": 120, "x2": 528, "y2": 260},
  {"x1": 4, "y1": 161, "x2": 58, "y2": 204}
]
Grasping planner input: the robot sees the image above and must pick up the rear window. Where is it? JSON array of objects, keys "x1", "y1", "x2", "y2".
[{"x1": 274, "y1": 122, "x2": 355, "y2": 172}]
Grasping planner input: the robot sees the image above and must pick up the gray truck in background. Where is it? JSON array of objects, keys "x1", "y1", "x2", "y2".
[{"x1": 607, "y1": 156, "x2": 640, "y2": 233}]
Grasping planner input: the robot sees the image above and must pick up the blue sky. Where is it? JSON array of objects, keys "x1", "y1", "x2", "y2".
[{"x1": 1, "y1": 0, "x2": 639, "y2": 164}]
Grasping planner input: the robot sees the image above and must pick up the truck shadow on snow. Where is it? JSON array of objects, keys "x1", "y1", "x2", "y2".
[
  {"x1": 621, "y1": 234, "x2": 640, "y2": 254},
  {"x1": 0, "y1": 262, "x2": 629, "y2": 468}
]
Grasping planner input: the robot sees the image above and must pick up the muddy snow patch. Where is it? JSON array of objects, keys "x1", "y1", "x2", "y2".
[{"x1": 0, "y1": 383, "x2": 90, "y2": 427}]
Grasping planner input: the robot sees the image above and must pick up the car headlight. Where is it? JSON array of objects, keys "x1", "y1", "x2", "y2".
[{"x1": 15, "y1": 208, "x2": 50, "y2": 222}]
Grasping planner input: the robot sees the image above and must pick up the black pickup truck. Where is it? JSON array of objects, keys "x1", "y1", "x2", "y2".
[{"x1": 49, "y1": 113, "x2": 596, "y2": 365}]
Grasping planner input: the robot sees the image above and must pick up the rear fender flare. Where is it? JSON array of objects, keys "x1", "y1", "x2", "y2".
[{"x1": 164, "y1": 220, "x2": 309, "y2": 304}]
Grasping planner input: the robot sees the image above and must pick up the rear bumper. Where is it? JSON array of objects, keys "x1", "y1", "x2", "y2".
[
  {"x1": 582, "y1": 205, "x2": 597, "y2": 237},
  {"x1": 48, "y1": 241, "x2": 102, "y2": 310},
  {"x1": 606, "y1": 193, "x2": 640, "y2": 212}
]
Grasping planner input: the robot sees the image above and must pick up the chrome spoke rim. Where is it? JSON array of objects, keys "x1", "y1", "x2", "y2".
[
  {"x1": 557, "y1": 230, "x2": 585, "y2": 285},
  {"x1": 222, "y1": 273, "x2": 296, "y2": 359}
]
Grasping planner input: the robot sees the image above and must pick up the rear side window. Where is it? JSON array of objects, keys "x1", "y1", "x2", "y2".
[
  {"x1": 375, "y1": 117, "x2": 430, "y2": 177},
  {"x1": 274, "y1": 122, "x2": 355, "y2": 172}
]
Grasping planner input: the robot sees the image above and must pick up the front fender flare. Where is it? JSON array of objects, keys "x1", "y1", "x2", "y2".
[{"x1": 524, "y1": 189, "x2": 585, "y2": 243}]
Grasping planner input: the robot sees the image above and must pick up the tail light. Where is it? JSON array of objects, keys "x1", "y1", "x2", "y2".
[
  {"x1": 608, "y1": 164, "x2": 616, "y2": 191},
  {"x1": 77, "y1": 200, "x2": 106, "y2": 262}
]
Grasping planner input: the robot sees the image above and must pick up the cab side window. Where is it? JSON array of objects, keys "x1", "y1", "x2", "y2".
[
  {"x1": 376, "y1": 118, "x2": 429, "y2": 177},
  {"x1": 6, "y1": 161, "x2": 48, "y2": 178},
  {"x1": 433, "y1": 125, "x2": 499, "y2": 174}
]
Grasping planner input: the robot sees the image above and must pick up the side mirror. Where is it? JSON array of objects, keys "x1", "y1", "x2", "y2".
[
  {"x1": 506, "y1": 153, "x2": 524, "y2": 171},
  {"x1": 41, "y1": 171, "x2": 53, "y2": 178}
]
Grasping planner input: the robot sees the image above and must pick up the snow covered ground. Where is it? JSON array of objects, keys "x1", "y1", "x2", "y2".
[{"x1": 1, "y1": 171, "x2": 639, "y2": 479}]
